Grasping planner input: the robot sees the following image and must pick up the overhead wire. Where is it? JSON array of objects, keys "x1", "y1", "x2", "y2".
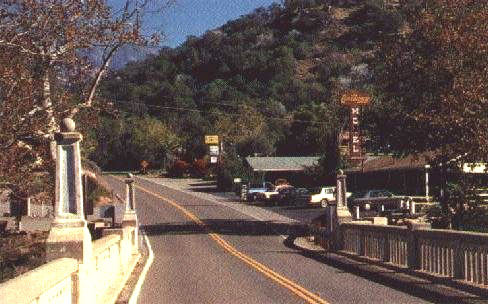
[{"x1": 110, "y1": 99, "x2": 332, "y2": 126}]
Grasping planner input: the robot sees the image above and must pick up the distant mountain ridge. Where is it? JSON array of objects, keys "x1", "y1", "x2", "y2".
[
  {"x1": 88, "y1": 44, "x2": 159, "y2": 70},
  {"x1": 110, "y1": 45, "x2": 160, "y2": 70}
]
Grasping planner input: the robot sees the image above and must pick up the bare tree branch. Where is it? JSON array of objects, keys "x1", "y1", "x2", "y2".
[{"x1": 69, "y1": 43, "x2": 121, "y2": 118}]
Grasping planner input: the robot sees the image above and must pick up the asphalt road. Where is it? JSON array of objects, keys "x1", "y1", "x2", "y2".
[
  {"x1": 261, "y1": 204, "x2": 325, "y2": 224},
  {"x1": 105, "y1": 176, "x2": 432, "y2": 304}
]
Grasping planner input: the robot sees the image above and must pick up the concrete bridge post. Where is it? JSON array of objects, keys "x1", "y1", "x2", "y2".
[
  {"x1": 123, "y1": 173, "x2": 138, "y2": 254},
  {"x1": 46, "y1": 118, "x2": 94, "y2": 304},
  {"x1": 333, "y1": 170, "x2": 352, "y2": 250}
]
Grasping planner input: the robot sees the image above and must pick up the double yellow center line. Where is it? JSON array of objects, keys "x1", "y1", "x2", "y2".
[{"x1": 131, "y1": 179, "x2": 329, "y2": 304}]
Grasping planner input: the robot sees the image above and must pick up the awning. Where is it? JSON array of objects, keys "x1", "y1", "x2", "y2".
[{"x1": 245, "y1": 157, "x2": 320, "y2": 172}]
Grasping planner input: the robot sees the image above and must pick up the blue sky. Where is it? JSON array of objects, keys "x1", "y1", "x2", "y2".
[{"x1": 149, "y1": 0, "x2": 279, "y2": 48}]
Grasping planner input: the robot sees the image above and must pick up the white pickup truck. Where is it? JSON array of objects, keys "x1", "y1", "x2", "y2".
[{"x1": 309, "y1": 186, "x2": 352, "y2": 208}]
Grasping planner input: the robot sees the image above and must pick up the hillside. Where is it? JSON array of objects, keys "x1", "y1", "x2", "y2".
[
  {"x1": 95, "y1": 0, "x2": 402, "y2": 170},
  {"x1": 87, "y1": 45, "x2": 159, "y2": 70}
]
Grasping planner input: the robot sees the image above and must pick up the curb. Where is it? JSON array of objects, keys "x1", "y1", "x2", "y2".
[
  {"x1": 291, "y1": 236, "x2": 487, "y2": 304},
  {"x1": 128, "y1": 230, "x2": 154, "y2": 304},
  {"x1": 100, "y1": 252, "x2": 141, "y2": 304}
]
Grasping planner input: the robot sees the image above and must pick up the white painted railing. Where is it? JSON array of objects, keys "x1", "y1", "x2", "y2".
[
  {"x1": 342, "y1": 223, "x2": 409, "y2": 267},
  {"x1": 93, "y1": 234, "x2": 123, "y2": 302},
  {"x1": 0, "y1": 226, "x2": 139, "y2": 304},
  {"x1": 417, "y1": 229, "x2": 488, "y2": 285},
  {"x1": 340, "y1": 222, "x2": 488, "y2": 287},
  {"x1": 0, "y1": 258, "x2": 78, "y2": 304}
]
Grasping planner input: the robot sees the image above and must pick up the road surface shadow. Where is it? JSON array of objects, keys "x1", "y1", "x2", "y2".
[
  {"x1": 187, "y1": 186, "x2": 223, "y2": 193},
  {"x1": 142, "y1": 219, "x2": 309, "y2": 237},
  {"x1": 283, "y1": 235, "x2": 487, "y2": 304},
  {"x1": 186, "y1": 181, "x2": 221, "y2": 193},
  {"x1": 188, "y1": 181, "x2": 217, "y2": 187},
  {"x1": 280, "y1": 205, "x2": 321, "y2": 210}
]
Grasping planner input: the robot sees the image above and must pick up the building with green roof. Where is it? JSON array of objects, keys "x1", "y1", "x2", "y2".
[{"x1": 244, "y1": 156, "x2": 320, "y2": 186}]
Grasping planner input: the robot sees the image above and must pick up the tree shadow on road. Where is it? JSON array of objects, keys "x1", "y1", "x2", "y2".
[
  {"x1": 187, "y1": 187, "x2": 222, "y2": 193},
  {"x1": 141, "y1": 219, "x2": 309, "y2": 237},
  {"x1": 188, "y1": 181, "x2": 217, "y2": 187}
]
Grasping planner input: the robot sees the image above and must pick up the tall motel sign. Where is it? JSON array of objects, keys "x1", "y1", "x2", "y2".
[{"x1": 341, "y1": 90, "x2": 371, "y2": 166}]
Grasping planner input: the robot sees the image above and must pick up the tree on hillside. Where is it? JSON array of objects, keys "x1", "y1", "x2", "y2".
[
  {"x1": 372, "y1": 0, "x2": 488, "y2": 227},
  {"x1": 277, "y1": 103, "x2": 345, "y2": 157},
  {"x1": 214, "y1": 104, "x2": 270, "y2": 156},
  {"x1": 0, "y1": 0, "x2": 172, "y2": 198},
  {"x1": 128, "y1": 116, "x2": 181, "y2": 167},
  {"x1": 96, "y1": 0, "x2": 401, "y2": 175},
  {"x1": 88, "y1": 116, "x2": 180, "y2": 171}
]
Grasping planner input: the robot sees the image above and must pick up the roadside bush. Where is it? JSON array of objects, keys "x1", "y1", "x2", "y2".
[
  {"x1": 191, "y1": 158, "x2": 209, "y2": 177},
  {"x1": 168, "y1": 160, "x2": 190, "y2": 178},
  {"x1": 139, "y1": 160, "x2": 149, "y2": 175}
]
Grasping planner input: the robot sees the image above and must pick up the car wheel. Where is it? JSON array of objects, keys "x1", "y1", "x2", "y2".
[{"x1": 320, "y1": 199, "x2": 328, "y2": 208}]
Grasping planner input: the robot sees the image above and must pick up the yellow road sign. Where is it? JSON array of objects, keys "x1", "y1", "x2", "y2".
[{"x1": 205, "y1": 135, "x2": 219, "y2": 145}]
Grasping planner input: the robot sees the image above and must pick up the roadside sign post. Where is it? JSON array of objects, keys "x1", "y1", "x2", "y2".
[
  {"x1": 204, "y1": 135, "x2": 219, "y2": 145},
  {"x1": 209, "y1": 145, "x2": 219, "y2": 156},
  {"x1": 240, "y1": 184, "x2": 248, "y2": 202},
  {"x1": 205, "y1": 135, "x2": 221, "y2": 165}
]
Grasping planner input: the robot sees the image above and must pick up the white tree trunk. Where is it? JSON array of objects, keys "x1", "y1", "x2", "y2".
[{"x1": 42, "y1": 70, "x2": 58, "y2": 161}]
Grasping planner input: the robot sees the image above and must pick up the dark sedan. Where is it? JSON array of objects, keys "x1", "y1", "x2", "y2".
[{"x1": 347, "y1": 189, "x2": 396, "y2": 210}]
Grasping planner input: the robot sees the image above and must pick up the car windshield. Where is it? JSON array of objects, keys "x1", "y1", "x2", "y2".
[
  {"x1": 375, "y1": 190, "x2": 393, "y2": 197},
  {"x1": 310, "y1": 187, "x2": 322, "y2": 194}
]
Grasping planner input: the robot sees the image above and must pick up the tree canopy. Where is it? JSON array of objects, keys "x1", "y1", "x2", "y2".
[
  {"x1": 0, "y1": 0, "x2": 171, "y2": 196},
  {"x1": 371, "y1": 0, "x2": 488, "y2": 163}
]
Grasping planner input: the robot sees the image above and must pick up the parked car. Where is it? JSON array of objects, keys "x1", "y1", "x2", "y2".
[
  {"x1": 292, "y1": 188, "x2": 311, "y2": 206},
  {"x1": 277, "y1": 186, "x2": 296, "y2": 205},
  {"x1": 309, "y1": 187, "x2": 337, "y2": 207},
  {"x1": 307, "y1": 186, "x2": 352, "y2": 207},
  {"x1": 257, "y1": 184, "x2": 292, "y2": 204},
  {"x1": 347, "y1": 189, "x2": 396, "y2": 210},
  {"x1": 246, "y1": 182, "x2": 274, "y2": 202}
]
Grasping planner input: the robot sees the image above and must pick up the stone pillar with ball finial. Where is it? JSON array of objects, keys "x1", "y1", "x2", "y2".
[
  {"x1": 122, "y1": 173, "x2": 138, "y2": 253},
  {"x1": 46, "y1": 118, "x2": 94, "y2": 304},
  {"x1": 46, "y1": 118, "x2": 92, "y2": 263}
]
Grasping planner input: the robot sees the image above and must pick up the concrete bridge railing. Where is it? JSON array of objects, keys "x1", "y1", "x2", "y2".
[
  {"x1": 340, "y1": 222, "x2": 488, "y2": 287},
  {"x1": 313, "y1": 171, "x2": 488, "y2": 291},
  {"x1": 0, "y1": 225, "x2": 138, "y2": 304},
  {"x1": 0, "y1": 119, "x2": 140, "y2": 304},
  {"x1": 342, "y1": 223, "x2": 409, "y2": 267},
  {"x1": 0, "y1": 258, "x2": 78, "y2": 304}
]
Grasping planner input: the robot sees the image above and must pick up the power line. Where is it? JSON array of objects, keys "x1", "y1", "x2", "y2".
[{"x1": 110, "y1": 99, "x2": 332, "y2": 126}]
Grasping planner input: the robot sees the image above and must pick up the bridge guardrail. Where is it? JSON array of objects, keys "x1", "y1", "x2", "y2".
[{"x1": 340, "y1": 222, "x2": 488, "y2": 287}]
